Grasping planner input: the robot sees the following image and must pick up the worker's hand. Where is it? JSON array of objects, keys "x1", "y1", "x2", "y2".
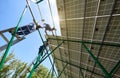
[{"x1": 36, "y1": 25, "x2": 42, "y2": 30}]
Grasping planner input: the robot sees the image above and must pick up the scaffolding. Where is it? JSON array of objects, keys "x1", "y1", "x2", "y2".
[
  {"x1": 48, "y1": 0, "x2": 120, "y2": 78},
  {"x1": 0, "y1": 0, "x2": 120, "y2": 78}
]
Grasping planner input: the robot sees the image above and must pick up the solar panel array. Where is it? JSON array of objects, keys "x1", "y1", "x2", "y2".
[{"x1": 47, "y1": 0, "x2": 120, "y2": 78}]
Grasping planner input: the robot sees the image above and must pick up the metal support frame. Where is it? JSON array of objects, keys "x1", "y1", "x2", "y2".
[
  {"x1": 85, "y1": 0, "x2": 101, "y2": 77},
  {"x1": 28, "y1": 49, "x2": 44, "y2": 78},
  {"x1": 79, "y1": 64, "x2": 85, "y2": 78},
  {"x1": 109, "y1": 60, "x2": 120, "y2": 77},
  {"x1": 57, "y1": 63, "x2": 68, "y2": 78},
  {"x1": 82, "y1": 43, "x2": 111, "y2": 78},
  {"x1": 0, "y1": 37, "x2": 25, "y2": 52},
  {"x1": 47, "y1": 38, "x2": 120, "y2": 47},
  {"x1": 46, "y1": 59, "x2": 57, "y2": 78},
  {"x1": 90, "y1": 0, "x2": 117, "y2": 77},
  {"x1": 54, "y1": 57, "x2": 104, "y2": 77},
  {"x1": 46, "y1": 65, "x2": 53, "y2": 78},
  {"x1": 62, "y1": 0, "x2": 73, "y2": 77},
  {"x1": 34, "y1": 41, "x2": 64, "y2": 71},
  {"x1": 0, "y1": 5, "x2": 27, "y2": 70},
  {"x1": 37, "y1": 30, "x2": 58, "y2": 77},
  {"x1": 44, "y1": 1, "x2": 64, "y2": 76},
  {"x1": 27, "y1": 41, "x2": 63, "y2": 78},
  {"x1": 26, "y1": 0, "x2": 58, "y2": 77},
  {"x1": 48, "y1": 37, "x2": 120, "y2": 78},
  {"x1": 80, "y1": 0, "x2": 86, "y2": 77},
  {"x1": 0, "y1": 33, "x2": 9, "y2": 43},
  {"x1": 51, "y1": 59, "x2": 56, "y2": 78}
]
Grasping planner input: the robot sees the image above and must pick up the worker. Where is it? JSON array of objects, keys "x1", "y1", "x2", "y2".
[
  {"x1": 33, "y1": 41, "x2": 48, "y2": 69},
  {"x1": 43, "y1": 23, "x2": 56, "y2": 35},
  {"x1": 9, "y1": 23, "x2": 42, "y2": 39},
  {"x1": 38, "y1": 41, "x2": 48, "y2": 56}
]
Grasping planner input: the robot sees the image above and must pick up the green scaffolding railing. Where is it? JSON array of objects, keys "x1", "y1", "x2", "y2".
[{"x1": 47, "y1": 37, "x2": 120, "y2": 78}]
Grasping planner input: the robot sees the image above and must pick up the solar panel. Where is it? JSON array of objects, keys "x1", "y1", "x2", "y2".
[{"x1": 47, "y1": 0, "x2": 120, "y2": 78}]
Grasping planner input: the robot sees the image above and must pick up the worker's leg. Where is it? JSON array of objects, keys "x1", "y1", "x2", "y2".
[
  {"x1": 52, "y1": 31, "x2": 55, "y2": 36},
  {"x1": 45, "y1": 30, "x2": 48, "y2": 35}
]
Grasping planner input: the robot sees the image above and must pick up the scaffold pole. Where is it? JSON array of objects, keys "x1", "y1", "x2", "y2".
[
  {"x1": 35, "y1": 41, "x2": 64, "y2": 69},
  {"x1": 109, "y1": 60, "x2": 120, "y2": 76},
  {"x1": 57, "y1": 63, "x2": 68, "y2": 78},
  {"x1": 82, "y1": 43, "x2": 111, "y2": 78},
  {"x1": 54, "y1": 57, "x2": 104, "y2": 77},
  {"x1": 0, "y1": 5, "x2": 27, "y2": 70},
  {"x1": 48, "y1": 38, "x2": 120, "y2": 47}
]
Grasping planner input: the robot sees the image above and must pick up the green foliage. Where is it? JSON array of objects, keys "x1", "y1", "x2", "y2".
[
  {"x1": 33, "y1": 65, "x2": 50, "y2": 78},
  {"x1": 0, "y1": 52, "x2": 27, "y2": 78},
  {"x1": 0, "y1": 52, "x2": 56, "y2": 78}
]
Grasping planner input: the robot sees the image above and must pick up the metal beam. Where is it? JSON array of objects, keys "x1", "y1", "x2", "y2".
[
  {"x1": 57, "y1": 63, "x2": 68, "y2": 78},
  {"x1": 109, "y1": 60, "x2": 120, "y2": 76},
  {"x1": 0, "y1": 37, "x2": 25, "y2": 52},
  {"x1": 37, "y1": 30, "x2": 58, "y2": 77},
  {"x1": 90, "y1": 0, "x2": 117, "y2": 77},
  {"x1": 47, "y1": 38, "x2": 120, "y2": 47},
  {"x1": 51, "y1": 59, "x2": 57, "y2": 78},
  {"x1": 0, "y1": 5, "x2": 27, "y2": 70},
  {"x1": 82, "y1": 43, "x2": 111, "y2": 78},
  {"x1": 80, "y1": 0, "x2": 86, "y2": 77},
  {"x1": 0, "y1": 33, "x2": 9, "y2": 43},
  {"x1": 86, "y1": 0, "x2": 101, "y2": 77},
  {"x1": 35, "y1": 41, "x2": 64, "y2": 68},
  {"x1": 0, "y1": 27, "x2": 15, "y2": 33},
  {"x1": 62, "y1": 0, "x2": 72, "y2": 77},
  {"x1": 79, "y1": 64, "x2": 85, "y2": 78},
  {"x1": 60, "y1": 14, "x2": 120, "y2": 21},
  {"x1": 46, "y1": 67, "x2": 52, "y2": 78},
  {"x1": 54, "y1": 57, "x2": 104, "y2": 77}
]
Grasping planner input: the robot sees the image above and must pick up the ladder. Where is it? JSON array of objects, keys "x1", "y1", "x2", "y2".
[{"x1": 0, "y1": 23, "x2": 35, "y2": 52}]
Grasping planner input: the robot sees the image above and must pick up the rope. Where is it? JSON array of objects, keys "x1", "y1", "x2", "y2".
[{"x1": 0, "y1": 5, "x2": 27, "y2": 70}]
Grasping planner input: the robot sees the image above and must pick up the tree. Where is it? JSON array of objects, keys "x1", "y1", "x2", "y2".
[
  {"x1": 0, "y1": 52, "x2": 56, "y2": 78},
  {"x1": 0, "y1": 52, "x2": 27, "y2": 78},
  {"x1": 32, "y1": 65, "x2": 56, "y2": 78}
]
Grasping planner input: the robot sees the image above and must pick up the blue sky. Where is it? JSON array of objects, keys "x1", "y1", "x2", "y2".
[{"x1": 0, "y1": 0, "x2": 60, "y2": 70}]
